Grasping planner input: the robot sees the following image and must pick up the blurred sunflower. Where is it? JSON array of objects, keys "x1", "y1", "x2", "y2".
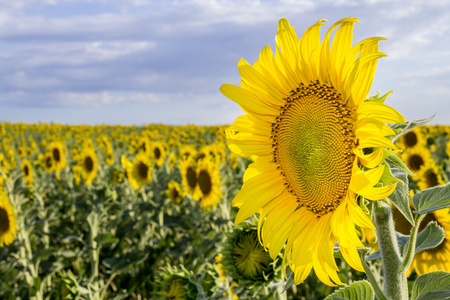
[
  {"x1": 418, "y1": 164, "x2": 445, "y2": 190},
  {"x1": 196, "y1": 159, "x2": 222, "y2": 209},
  {"x1": 167, "y1": 180, "x2": 183, "y2": 204},
  {"x1": 20, "y1": 159, "x2": 33, "y2": 187},
  {"x1": 179, "y1": 145, "x2": 197, "y2": 162},
  {"x1": 80, "y1": 147, "x2": 98, "y2": 185},
  {"x1": 397, "y1": 127, "x2": 425, "y2": 151},
  {"x1": 180, "y1": 158, "x2": 200, "y2": 201},
  {"x1": 131, "y1": 153, "x2": 153, "y2": 188},
  {"x1": 42, "y1": 152, "x2": 55, "y2": 173},
  {"x1": 401, "y1": 146, "x2": 433, "y2": 178},
  {"x1": 138, "y1": 136, "x2": 152, "y2": 156},
  {"x1": 152, "y1": 141, "x2": 167, "y2": 167},
  {"x1": 48, "y1": 141, "x2": 67, "y2": 172},
  {"x1": 221, "y1": 18, "x2": 405, "y2": 285},
  {"x1": 0, "y1": 193, "x2": 17, "y2": 247}
]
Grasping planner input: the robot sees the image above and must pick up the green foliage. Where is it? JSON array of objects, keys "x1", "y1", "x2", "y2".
[
  {"x1": 366, "y1": 221, "x2": 445, "y2": 262},
  {"x1": 411, "y1": 271, "x2": 450, "y2": 300},
  {"x1": 324, "y1": 280, "x2": 374, "y2": 300},
  {"x1": 412, "y1": 183, "x2": 450, "y2": 214}
]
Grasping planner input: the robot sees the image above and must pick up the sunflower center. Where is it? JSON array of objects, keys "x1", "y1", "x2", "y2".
[
  {"x1": 137, "y1": 161, "x2": 149, "y2": 179},
  {"x1": 408, "y1": 154, "x2": 424, "y2": 172},
  {"x1": 154, "y1": 147, "x2": 161, "y2": 159},
  {"x1": 423, "y1": 169, "x2": 439, "y2": 188},
  {"x1": 84, "y1": 156, "x2": 94, "y2": 172},
  {"x1": 198, "y1": 170, "x2": 212, "y2": 195},
  {"x1": 0, "y1": 207, "x2": 10, "y2": 232},
  {"x1": 46, "y1": 157, "x2": 53, "y2": 168},
  {"x1": 404, "y1": 131, "x2": 418, "y2": 148},
  {"x1": 53, "y1": 148, "x2": 61, "y2": 162},
  {"x1": 170, "y1": 187, "x2": 179, "y2": 200},
  {"x1": 272, "y1": 81, "x2": 355, "y2": 215},
  {"x1": 186, "y1": 167, "x2": 197, "y2": 188},
  {"x1": 24, "y1": 165, "x2": 29, "y2": 177}
]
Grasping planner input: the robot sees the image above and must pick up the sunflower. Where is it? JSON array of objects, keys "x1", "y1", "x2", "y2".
[
  {"x1": 80, "y1": 147, "x2": 98, "y2": 185},
  {"x1": 166, "y1": 180, "x2": 183, "y2": 204},
  {"x1": 179, "y1": 145, "x2": 197, "y2": 162},
  {"x1": 417, "y1": 164, "x2": 445, "y2": 190},
  {"x1": 397, "y1": 127, "x2": 425, "y2": 151},
  {"x1": 42, "y1": 152, "x2": 55, "y2": 173},
  {"x1": 179, "y1": 158, "x2": 200, "y2": 201},
  {"x1": 151, "y1": 141, "x2": 167, "y2": 167},
  {"x1": 401, "y1": 146, "x2": 433, "y2": 178},
  {"x1": 131, "y1": 152, "x2": 153, "y2": 188},
  {"x1": 48, "y1": 141, "x2": 67, "y2": 172},
  {"x1": 0, "y1": 193, "x2": 17, "y2": 247},
  {"x1": 195, "y1": 159, "x2": 222, "y2": 209},
  {"x1": 20, "y1": 159, "x2": 33, "y2": 187},
  {"x1": 221, "y1": 18, "x2": 405, "y2": 286},
  {"x1": 138, "y1": 136, "x2": 152, "y2": 156}
]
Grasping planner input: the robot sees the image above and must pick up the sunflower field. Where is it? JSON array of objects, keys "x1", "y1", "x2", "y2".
[{"x1": 0, "y1": 121, "x2": 449, "y2": 299}]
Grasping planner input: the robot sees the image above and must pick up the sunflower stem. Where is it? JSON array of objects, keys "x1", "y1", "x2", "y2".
[
  {"x1": 373, "y1": 201, "x2": 408, "y2": 300},
  {"x1": 399, "y1": 213, "x2": 426, "y2": 273}
]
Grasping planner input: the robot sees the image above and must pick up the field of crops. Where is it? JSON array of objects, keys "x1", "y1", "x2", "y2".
[{"x1": 0, "y1": 122, "x2": 449, "y2": 299}]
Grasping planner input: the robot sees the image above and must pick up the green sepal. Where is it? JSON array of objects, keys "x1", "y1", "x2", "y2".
[
  {"x1": 366, "y1": 221, "x2": 445, "y2": 261},
  {"x1": 385, "y1": 167, "x2": 414, "y2": 226},
  {"x1": 386, "y1": 153, "x2": 414, "y2": 177},
  {"x1": 412, "y1": 183, "x2": 450, "y2": 214},
  {"x1": 390, "y1": 114, "x2": 436, "y2": 143},
  {"x1": 324, "y1": 280, "x2": 374, "y2": 300},
  {"x1": 411, "y1": 271, "x2": 450, "y2": 300},
  {"x1": 365, "y1": 91, "x2": 393, "y2": 104}
]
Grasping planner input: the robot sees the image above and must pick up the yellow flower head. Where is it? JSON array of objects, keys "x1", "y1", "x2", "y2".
[
  {"x1": 195, "y1": 159, "x2": 222, "y2": 209},
  {"x1": 48, "y1": 141, "x2": 67, "y2": 172},
  {"x1": 20, "y1": 159, "x2": 33, "y2": 187},
  {"x1": 0, "y1": 192, "x2": 17, "y2": 247},
  {"x1": 221, "y1": 18, "x2": 405, "y2": 286},
  {"x1": 131, "y1": 152, "x2": 153, "y2": 188},
  {"x1": 166, "y1": 180, "x2": 183, "y2": 204},
  {"x1": 80, "y1": 147, "x2": 98, "y2": 185}
]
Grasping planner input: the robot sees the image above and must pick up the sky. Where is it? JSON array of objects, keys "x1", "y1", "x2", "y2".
[{"x1": 0, "y1": 0, "x2": 449, "y2": 126}]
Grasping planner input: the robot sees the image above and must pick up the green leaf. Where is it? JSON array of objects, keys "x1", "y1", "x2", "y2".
[
  {"x1": 385, "y1": 167, "x2": 414, "y2": 226},
  {"x1": 414, "y1": 221, "x2": 446, "y2": 254},
  {"x1": 390, "y1": 114, "x2": 436, "y2": 143},
  {"x1": 386, "y1": 154, "x2": 414, "y2": 177},
  {"x1": 366, "y1": 222, "x2": 445, "y2": 261},
  {"x1": 95, "y1": 233, "x2": 119, "y2": 245},
  {"x1": 325, "y1": 280, "x2": 374, "y2": 300},
  {"x1": 411, "y1": 271, "x2": 450, "y2": 300},
  {"x1": 412, "y1": 183, "x2": 450, "y2": 214}
]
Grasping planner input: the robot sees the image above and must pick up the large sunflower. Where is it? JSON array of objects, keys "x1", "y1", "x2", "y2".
[
  {"x1": 221, "y1": 18, "x2": 405, "y2": 286},
  {"x1": 0, "y1": 192, "x2": 17, "y2": 247}
]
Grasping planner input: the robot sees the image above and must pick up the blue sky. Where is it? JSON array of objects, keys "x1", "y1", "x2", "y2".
[{"x1": 1, "y1": 0, "x2": 449, "y2": 125}]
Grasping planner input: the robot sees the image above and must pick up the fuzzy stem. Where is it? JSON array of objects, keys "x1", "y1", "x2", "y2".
[
  {"x1": 373, "y1": 201, "x2": 408, "y2": 300},
  {"x1": 399, "y1": 214, "x2": 426, "y2": 273}
]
